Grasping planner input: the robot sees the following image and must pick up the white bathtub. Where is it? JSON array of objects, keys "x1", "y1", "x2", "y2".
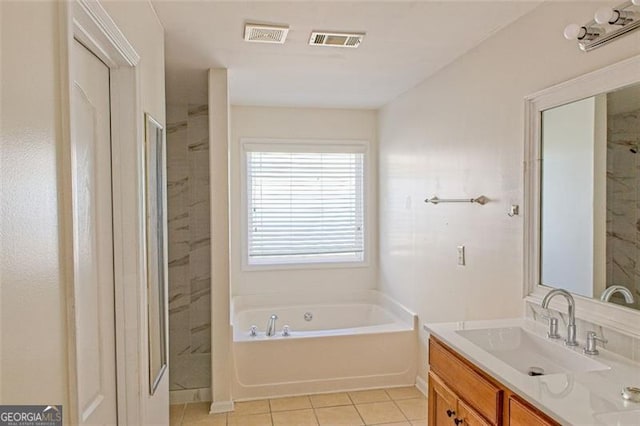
[{"x1": 231, "y1": 290, "x2": 418, "y2": 400}]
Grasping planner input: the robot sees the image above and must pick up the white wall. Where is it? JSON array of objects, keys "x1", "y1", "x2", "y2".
[
  {"x1": 229, "y1": 106, "x2": 378, "y2": 296},
  {"x1": 1, "y1": 1, "x2": 168, "y2": 422},
  {"x1": 100, "y1": 2, "x2": 168, "y2": 423},
  {"x1": 377, "y1": 0, "x2": 640, "y2": 381},
  {"x1": 1, "y1": 0, "x2": 68, "y2": 405},
  {"x1": 541, "y1": 97, "x2": 596, "y2": 297},
  {"x1": 209, "y1": 69, "x2": 233, "y2": 412}
]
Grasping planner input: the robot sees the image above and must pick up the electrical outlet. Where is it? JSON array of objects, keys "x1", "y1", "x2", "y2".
[{"x1": 457, "y1": 245, "x2": 465, "y2": 266}]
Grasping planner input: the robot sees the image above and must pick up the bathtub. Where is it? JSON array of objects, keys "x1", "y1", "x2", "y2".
[{"x1": 231, "y1": 290, "x2": 418, "y2": 400}]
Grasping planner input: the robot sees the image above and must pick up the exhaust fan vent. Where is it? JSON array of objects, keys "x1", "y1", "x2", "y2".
[
  {"x1": 309, "y1": 31, "x2": 364, "y2": 48},
  {"x1": 244, "y1": 23, "x2": 289, "y2": 44}
]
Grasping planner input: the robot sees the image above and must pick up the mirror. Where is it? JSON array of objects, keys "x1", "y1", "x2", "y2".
[
  {"x1": 145, "y1": 113, "x2": 168, "y2": 394},
  {"x1": 540, "y1": 83, "x2": 640, "y2": 311}
]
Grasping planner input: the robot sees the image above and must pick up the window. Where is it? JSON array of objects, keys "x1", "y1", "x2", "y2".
[{"x1": 243, "y1": 140, "x2": 366, "y2": 267}]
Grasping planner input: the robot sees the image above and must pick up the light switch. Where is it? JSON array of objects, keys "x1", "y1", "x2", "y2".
[{"x1": 457, "y1": 245, "x2": 465, "y2": 266}]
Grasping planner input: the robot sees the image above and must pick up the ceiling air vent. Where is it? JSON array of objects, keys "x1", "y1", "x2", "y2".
[
  {"x1": 309, "y1": 31, "x2": 365, "y2": 48},
  {"x1": 244, "y1": 23, "x2": 289, "y2": 44}
]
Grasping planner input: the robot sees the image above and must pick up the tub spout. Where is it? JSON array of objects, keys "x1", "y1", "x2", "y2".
[{"x1": 266, "y1": 314, "x2": 278, "y2": 337}]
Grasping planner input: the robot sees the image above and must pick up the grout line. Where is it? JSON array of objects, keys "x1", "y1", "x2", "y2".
[
  {"x1": 179, "y1": 403, "x2": 186, "y2": 426},
  {"x1": 311, "y1": 405, "x2": 320, "y2": 426},
  {"x1": 389, "y1": 397, "x2": 410, "y2": 423},
  {"x1": 352, "y1": 402, "x2": 367, "y2": 426}
]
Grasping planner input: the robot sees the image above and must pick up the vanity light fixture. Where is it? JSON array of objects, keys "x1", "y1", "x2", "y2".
[{"x1": 564, "y1": 0, "x2": 640, "y2": 51}]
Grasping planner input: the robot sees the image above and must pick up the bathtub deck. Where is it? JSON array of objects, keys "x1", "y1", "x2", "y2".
[{"x1": 170, "y1": 387, "x2": 426, "y2": 426}]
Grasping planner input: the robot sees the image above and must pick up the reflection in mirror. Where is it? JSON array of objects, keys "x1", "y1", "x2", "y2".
[{"x1": 541, "y1": 83, "x2": 640, "y2": 311}]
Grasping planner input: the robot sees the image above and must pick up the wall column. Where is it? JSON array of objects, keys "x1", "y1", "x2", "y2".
[{"x1": 208, "y1": 68, "x2": 233, "y2": 413}]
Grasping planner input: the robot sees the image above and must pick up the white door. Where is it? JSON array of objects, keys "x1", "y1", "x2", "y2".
[{"x1": 71, "y1": 39, "x2": 118, "y2": 425}]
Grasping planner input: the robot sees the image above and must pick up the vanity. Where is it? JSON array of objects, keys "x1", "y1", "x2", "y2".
[
  {"x1": 428, "y1": 336, "x2": 556, "y2": 426},
  {"x1": 425, "y1": 318, "x2": 640, "y2": 425},
  {"x1": 425, "y1": 54, "x2": 640, "y2": 426},
  {"x1": 428, "y1": 333, "x2": 556, "y2": 426}
]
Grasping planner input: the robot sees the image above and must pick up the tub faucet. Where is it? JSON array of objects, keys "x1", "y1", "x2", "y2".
[
  {"x1": 600, "y1": 285, "x2": 635, "y2": 304},
  {"x1": 266, "y1": 314, "x2": 278, "y2": 337},
  {"x1": 541, "y1": 288, "x2": 578, "y2": 346}
]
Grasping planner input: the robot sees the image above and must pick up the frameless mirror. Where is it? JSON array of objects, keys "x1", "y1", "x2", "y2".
[
  {"x1": 540, "y1": 82, "x2": 640, "y2": 311},
  {"x1": 145, "y1": 113, "x2": 168, "y2": 394}
]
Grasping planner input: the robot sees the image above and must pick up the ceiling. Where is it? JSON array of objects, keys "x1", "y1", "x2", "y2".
[{"x1": 154, "y1": 1, "x2": 541, "y2": 108}]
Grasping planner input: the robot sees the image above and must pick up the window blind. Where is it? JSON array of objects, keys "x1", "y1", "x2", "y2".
[{"x1": 246, "y1": 148, "x2": 365, "y2": 265}]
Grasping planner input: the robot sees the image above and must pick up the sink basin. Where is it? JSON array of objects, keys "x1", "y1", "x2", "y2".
[{"x1": 456, "y1": 327, "x2": 610, "y2": 377}]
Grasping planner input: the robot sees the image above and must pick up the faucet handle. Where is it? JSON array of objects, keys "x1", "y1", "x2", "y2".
[
  {"x1": 282, "y1": 325, "x2": 290, "y2": 337},
  {"x1": 540, "y1": 313, "x2": 561, "y2": 339},
  {"x1": 583, "y1": 331, "x2": 607, "y2": 355},
  {"x1": 546, "y1": 317, "x2": 561, "y2": 339},
  {"x1": 249, "y1": 325, "x2": 258, "y2": 337}
]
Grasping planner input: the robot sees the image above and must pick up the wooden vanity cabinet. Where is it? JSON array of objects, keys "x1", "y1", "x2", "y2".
[
  {"x1": 428, "y1": 336, "x2": 558, "y2": 426},
  {"x1": 429, "y1": 372, "x2": 490, "y2": 426}
]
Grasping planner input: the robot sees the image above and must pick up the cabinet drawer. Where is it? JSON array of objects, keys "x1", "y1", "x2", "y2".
[{"x1": 429, "y1": 337, "x2": 502, "y2": 425}]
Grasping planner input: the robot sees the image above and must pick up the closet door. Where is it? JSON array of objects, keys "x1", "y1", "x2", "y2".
[{"x1": 71, "y1": 39, "x2": 118, "y2": 425}]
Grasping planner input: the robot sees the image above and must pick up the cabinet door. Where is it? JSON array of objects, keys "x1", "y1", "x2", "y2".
[
  {"x1": 509, "y1": 396, "x2": 557, "y2": 426},
  {"x1": 429, "y1": 372, "x2": 458, "y2": 426},
  {"x1": 457, "y1": 399, "x2": 491, "y2": 426}
]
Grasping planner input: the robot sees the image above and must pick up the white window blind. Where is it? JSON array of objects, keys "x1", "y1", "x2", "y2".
[{"x1": 246, "y1": 145, "x2": 365, "y2": 266}]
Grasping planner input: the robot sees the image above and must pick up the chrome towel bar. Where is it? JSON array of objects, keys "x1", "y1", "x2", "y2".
[{"x1": 424, "y1": 195, "x2": 488, "y2": 205}]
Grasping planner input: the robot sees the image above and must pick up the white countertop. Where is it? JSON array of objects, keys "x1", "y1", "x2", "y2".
[{"x1": 424, "y1": 318, "x2": 640, "y2": 426}]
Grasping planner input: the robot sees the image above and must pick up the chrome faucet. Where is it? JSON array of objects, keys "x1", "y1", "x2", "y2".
[
  {"x1": 266, "y1": 314, "x2": 278, "y2": 337},
  {"x1": 600, "y1": 285, "x2": 635, "y2": 304},
  {"x1": 541, "y1": 288, "x2": 578, "y2": 346}
]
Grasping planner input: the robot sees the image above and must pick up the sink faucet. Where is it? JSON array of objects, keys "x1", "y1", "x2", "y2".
[
  {"x1": 541, "y1": 289, "x2": 578, "y2": 346},
  {"x1": 266, "y1": 314, "x2": 278, "y2": 337},
  {"x1": 600, "y1": 285, "x2": 635, "y2": 304}
]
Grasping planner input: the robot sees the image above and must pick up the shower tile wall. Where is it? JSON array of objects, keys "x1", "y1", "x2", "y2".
[
  {"x1": 167, "y1": 104, "x2": 211, "y2": 395},
  {"x1": 606, "y1": 106, "x2": 640, "y2": 309}
]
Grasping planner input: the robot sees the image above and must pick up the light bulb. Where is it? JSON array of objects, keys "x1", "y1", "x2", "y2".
[
  {"x1": 564, "y1": 24, "x2": 585, "y2": 40},
  {"x1": 595, "y1": 7, "x2": 616, "y2": 24}
]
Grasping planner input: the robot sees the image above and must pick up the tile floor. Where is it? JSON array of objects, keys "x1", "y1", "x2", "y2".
[{"x1": 170, "y1": 387, "x2": 427, "y2": 426}]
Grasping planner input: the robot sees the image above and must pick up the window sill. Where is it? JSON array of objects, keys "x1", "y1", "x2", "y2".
[{"x1": 241, "y1": 259, "x2": 369, "y2": 272}]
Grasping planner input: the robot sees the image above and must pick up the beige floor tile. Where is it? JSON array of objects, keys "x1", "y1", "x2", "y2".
[
  {"x1": 385, "y1": 387, "x2": 425, "y2": 401},
  {"x1": 395, "y1": 399, "x2": 427, "y2": 421},
  {"x1": 411, "y1": 420, "x2": 427, "y2": 426},
  {"x1": 227, "y1": 413, "x2": 273, "y2": 426},
  {"x1": 355, "y1": 401, "x2": 406, "y2": 424},
  {"x1": 310, "y1": 393, "x2": 352, "y2": 408},
  {"x1": 348, "y1": 389, "x2": 391, "y2": 404},
  {"x1": 315, "y1": 405, "x2": 364, "y2": 425},
  {"x1": 183, "y1": 413, "x2": 227, "y2": 426},
  {"x1": 170, "y1": 404, "x2": 185, "y2": 425},
  {"x1": 272, "y1": 409, "x2": 318, "y2": 426},
  {"x1": 377, "y1": 423, "x2": 410, "y2": 426},
  {"x1": 270, "y1": 396, "x2": 312, "y2": 412},
  {"x1": 182, "y1": 402, "x2": 215, "y2": 424},
  {"x1": 232, "y1": 400, "x2": 271, "y2": 416}
]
